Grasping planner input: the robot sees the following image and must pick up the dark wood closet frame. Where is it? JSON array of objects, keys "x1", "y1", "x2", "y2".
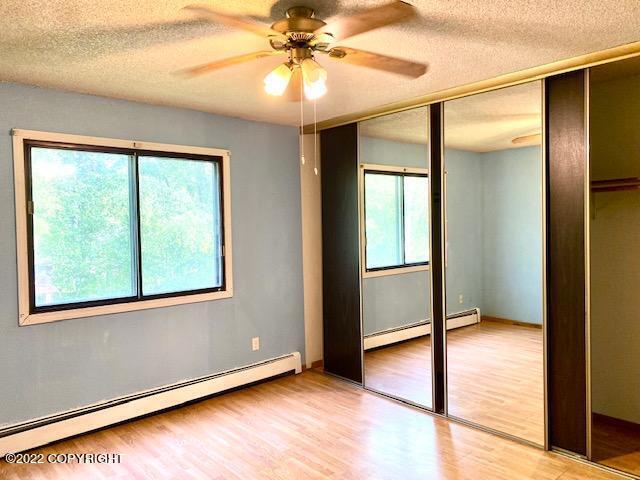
[
  {"x1": 545, "y1": 69, "x2": 590, "y2": 458},
  {"x1": 320, "y1": 68, "x2": 596, "y2": 460},
  {"x1": 320, "y1": 123, "x2": 364, "y2": 384},
  {"x1": 429, "y1": 103, "x2": 446, "y2": 415}
]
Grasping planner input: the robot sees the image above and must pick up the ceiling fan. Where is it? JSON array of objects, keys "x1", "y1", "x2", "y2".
[
  {"x1": 512, "y1": 133, "x2": 542, "y2": 146},
  {"x1": 179, "y1": 1, "x2": 428, "y2": 101}
]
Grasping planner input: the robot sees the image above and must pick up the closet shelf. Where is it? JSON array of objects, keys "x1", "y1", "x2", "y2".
[{"x1": 591, "y1": 177, "x2": 640, "y2": 192}]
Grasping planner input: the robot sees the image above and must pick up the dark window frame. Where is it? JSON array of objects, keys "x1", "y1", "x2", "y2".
[
  {"x1": 24, "y1": 139, "x2": 227, "y2": 315},
  {"x1": 363, "y1": 169, "x2": 430, "y2": 273}
]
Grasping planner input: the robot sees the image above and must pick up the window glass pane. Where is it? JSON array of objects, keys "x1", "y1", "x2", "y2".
[
  {"x1": 30, "y1": 148, "x2": 135, "y2": 307},
  {"x1": 139, "y1": 156, "x2": 223, "y2": 296},
  {"x1": 364, "y1": 173, "x2": 403, "y2": 269},
  {"x1": 404, "y1": 176, "x2": 430, "y2": 264}
]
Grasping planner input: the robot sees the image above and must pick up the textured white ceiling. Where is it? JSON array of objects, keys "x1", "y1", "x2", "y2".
[
  {"x1": 360, "y1": 106, "x2": 429, "y2": 144},
  {"x1": 444, "y1": 81, "x2": 542, "y2": 152},
  {"x1": 360, "y1": 82, "x2": 541, "y2": 152},
  {"x1": 0, "y1": 0, "x2": 639, "y2": 126}
]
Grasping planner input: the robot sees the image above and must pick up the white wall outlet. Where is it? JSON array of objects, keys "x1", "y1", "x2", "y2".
[
  {"x1": 458, "y1": 294, "x2": 464, "y2": 304},
  {"x1": 252, "y1": 337, "x2": 260, "y2": 351}
]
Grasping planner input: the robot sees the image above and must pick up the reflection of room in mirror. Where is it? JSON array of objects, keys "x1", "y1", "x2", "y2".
[
  {"x1": 359, "y1": 106, "x2": 433, "y2": 409},
  {"x1": 364, "y1": 315, "x2": 543, "y2": 443},
  {"x1": 444, "y1": 81, "x2": 544, "y2": 445}
]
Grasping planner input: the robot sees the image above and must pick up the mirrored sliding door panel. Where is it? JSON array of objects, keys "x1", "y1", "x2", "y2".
[
  {"x1": 443, "y1": 82, "x2": 544, "y2": 444},
  {"x1": 359, "y1": 106, "x2": 433, "y2": 409}
]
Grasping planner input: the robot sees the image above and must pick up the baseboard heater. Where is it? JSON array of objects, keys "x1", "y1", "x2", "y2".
[
  {"x1": 0, "y1": 352, "x2": 301, "y2": 456},
  {"x1": 364, "y1": 308, "x2": 480, "y2": 350}
]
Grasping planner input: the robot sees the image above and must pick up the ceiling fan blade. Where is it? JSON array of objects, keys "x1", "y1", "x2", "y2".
[
  {"x1": 512, "y1": 133, "x2": 542, "y2": 145},
  {"x1": 315, "y1": 1, "x2": 417, "y2": 42},
  {"x1": 285, "y1": 68, "x2": 303, "y2": 102},
  {"x1": 328, "y1": 47, "x2": 427, "y2": 78},
  {"x1": 177, "y1": 50, "x2": 284, "y2": 77},
  {"x1": 183, "y1": 4, "x2": 278, "y2": 38}
]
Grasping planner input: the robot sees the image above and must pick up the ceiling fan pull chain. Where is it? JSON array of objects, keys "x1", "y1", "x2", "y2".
[
  {"x1": 300, "y1": 72, "x2": 305, "y2": 166},
  {"x1": 314, "y1": 98, "x2": 318, "y2": 176}
]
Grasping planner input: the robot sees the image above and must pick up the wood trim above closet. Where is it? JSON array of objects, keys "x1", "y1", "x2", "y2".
[{"x1": 303, "y1": 41, "x2": 640, "y2": 133}]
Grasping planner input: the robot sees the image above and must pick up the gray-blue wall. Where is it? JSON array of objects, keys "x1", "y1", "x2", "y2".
[
  {"x1": 0, "y1": 83, "x2": 304, "y2": 426},
  {"x1": 481, "y1": 147, "x2": 543, "y2": 324},
  {"x1": 362, "y1": 272, "x2": 431, "y2": 335},
  {"x1": 444, "y1": 149, "x2": 484, "y2": 315},
  {"x1": 446, "y1": 146, "x2": 543, "y2": 324},
  {"x1": 359, "y1": 136, "x2": 428, "y2": 169}
]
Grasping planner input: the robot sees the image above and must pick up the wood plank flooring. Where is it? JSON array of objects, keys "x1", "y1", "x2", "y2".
[
  {"x1": 0, "y1": 368, "x2": 621, "y2": 480},
  {"x1": 365, "y1": 321, "x2": 545, "y2": 445},
  {"x1": 364, "y1": 333, "x2": 433, "y2": 408}
]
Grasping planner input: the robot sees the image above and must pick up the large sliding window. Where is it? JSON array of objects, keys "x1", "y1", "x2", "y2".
[
  {"x1": 14, "y1": 130, "x2": 232, "y2": 325},
  {"x1": 138, "y1": 155, "x2": 223, "y2": 296},
  {"x1": 362, "y1": 167, "x2": 429, "y2": 274},
  {"x1": 30, "y1": 147, "x2": 137, "y2": 308}
]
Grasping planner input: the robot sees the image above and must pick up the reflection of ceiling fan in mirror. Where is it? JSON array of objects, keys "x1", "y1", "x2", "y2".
[
  {"x1": 512, "y1": 133, "x2": 542, "y2": 146},
  {"x1": 179, "y1": 1, "x2": 428, "y2": 101}
]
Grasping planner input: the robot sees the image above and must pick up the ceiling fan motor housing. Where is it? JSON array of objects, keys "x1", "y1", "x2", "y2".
[
  {"x1": 269, "y1": 7, "x2": 329, "y2": 64},
  {"x1": 271, "y1": 7, "x2": 326, "y2": 34}
]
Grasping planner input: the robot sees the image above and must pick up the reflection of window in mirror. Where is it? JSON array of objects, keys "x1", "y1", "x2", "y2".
[{"x1": 363, "y1": 167, "x2": 429, "y2": 273}]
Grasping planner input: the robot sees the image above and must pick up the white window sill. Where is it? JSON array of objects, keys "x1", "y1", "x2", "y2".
[
  {"x1": 19, "y1": 290, "x2": 233, "y2": 326},
  {"x1": 362, "y1": 264, "x2": 430, "y2": 279}
]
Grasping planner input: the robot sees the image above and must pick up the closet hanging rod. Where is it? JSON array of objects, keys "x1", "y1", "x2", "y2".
[{"x1": 591, "y1": 177, "x2": 640, "y2": 192}]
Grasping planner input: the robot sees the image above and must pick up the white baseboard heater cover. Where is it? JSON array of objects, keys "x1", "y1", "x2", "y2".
[
  {"x1": 0, "y1": 352, "x2": 302, "y2": 456},
  {"x1": 364, "y1": 308, "x2": 480, "y2": 350}
]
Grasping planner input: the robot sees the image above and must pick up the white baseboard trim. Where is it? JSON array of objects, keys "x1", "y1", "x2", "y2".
[
  {"x1": 364, "y1": 322, "x2": 430, "y2": 350},
  {"x1": 447, "y1": 308, "x2": 481, "y2": 330},
  {"x1": 0, "y1": 352, "x2": 301, "y2": 456},
  {"x1": 364, "y1": 308, "x2": 480, "y2": 350}
]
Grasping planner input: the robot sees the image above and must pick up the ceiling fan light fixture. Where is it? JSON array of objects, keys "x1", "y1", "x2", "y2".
[
  {"x1": 301, "y1": 58, "x2": 327, "y2": 100},
  {"x1": 303, "y1": 76, "x2": 327, "y2": 100},
  {"x1": 300, "y1": 58, "x2": 327, "y2": 84},
  {"x1": 264, "y1": 62, "x2": 293, "y2": 96}
]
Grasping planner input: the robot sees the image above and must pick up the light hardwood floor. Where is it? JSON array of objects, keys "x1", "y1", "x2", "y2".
[
  {"x1": 0, "y1": 368, "x2": 621, "y2": 480},
  {"x1": 365, "y1": 321, "x2": 545, "y2": 445},
  {"x1": 364, "y1": 333, "x2": 433, "y2": 407}
]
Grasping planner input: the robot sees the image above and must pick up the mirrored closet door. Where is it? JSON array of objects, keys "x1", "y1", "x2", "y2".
[
  {"x1": 443, "y1": 82, "x2": 545, "y2": 444},
  {"x1": 589, "y1": 56, "x2": 640, "y2": 477},
  {"x1": 359, "y1": 106, "x2": 433, "y2": 409}
]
